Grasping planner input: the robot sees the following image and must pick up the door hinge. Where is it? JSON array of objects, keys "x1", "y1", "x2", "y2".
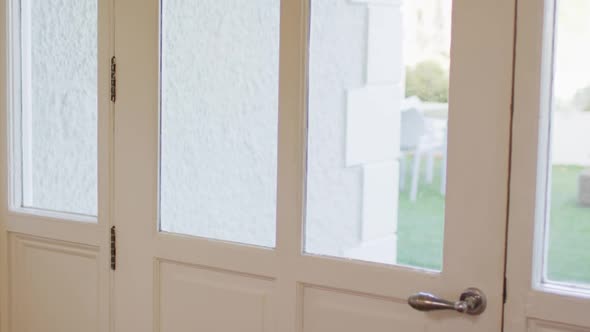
[
  {"x1": 503, "y1": 276, "x2": 507, "y2": 303},
  {"x1": 110, "y1": 226, "x2": 116, "y2": 270},
  {"x1": 110, "y1": 56, "x2": 116, "y2": 103}
]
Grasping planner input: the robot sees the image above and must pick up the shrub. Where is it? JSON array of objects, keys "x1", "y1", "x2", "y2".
[{"x1": 405, "y1": 60, "x2": 449, "y2": 103}]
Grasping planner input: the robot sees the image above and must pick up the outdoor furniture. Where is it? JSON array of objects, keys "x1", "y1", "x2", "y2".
[{"x1": 400, "y1": 103, "x2": 447, "y2": 202}]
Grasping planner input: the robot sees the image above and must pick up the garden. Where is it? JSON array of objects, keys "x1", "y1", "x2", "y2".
[{"x1": 399, "y1": 57, "x2": 590, "y2": 286}]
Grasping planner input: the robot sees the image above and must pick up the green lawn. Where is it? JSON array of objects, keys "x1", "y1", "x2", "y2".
[{"x1": 397, "y1": 161, "x2": 590, "y2": 285}]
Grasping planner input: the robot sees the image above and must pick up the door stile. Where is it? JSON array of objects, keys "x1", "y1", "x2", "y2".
[
  {"x1": 0, "y1": 1, "x2": 9, "y2": 330},
  {"x1": 504, "y1": 0, "x2": 553, "y2": 329},
  {"x1": 275, "y1": 0, "x2": 309, "y2": 331},
  {"x1": 113, "y1": 0, "x2": 160, "y2": 330},
  {"x1": 99, "y1": 0, "x2": 116, "y2": 328},
  {"x1": 440, "y1": 3, "x2": 515, "y2": 327},
  {"x1": 0, "y1": 0, "x2": 115, "y2": 331},
  {"x1": 505, "y1": 0, "x2": 590, "y2": 330}
]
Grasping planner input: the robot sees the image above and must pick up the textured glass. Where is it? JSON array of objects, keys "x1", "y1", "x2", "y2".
[
  {"x1": 159, "y1": 0, "x2": 280, "y2": 247},
  {"x1": 19, "y1": 0, "x2": 97, "y2": 216},
  {"x1": 305, "y1": 0, "x2": 452, "y2": 269},
  {"x1": 543, "y1": 0, "x2": 590, "y2": 287}
]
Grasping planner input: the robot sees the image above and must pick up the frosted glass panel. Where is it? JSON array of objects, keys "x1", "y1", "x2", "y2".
[
  {"x1": 305, "y1": 0, "x2": 452, "y2": 269},
  {"x1": 16, "y1": 0, "x2": 97, "y2": 216},
  {"x1": 159, "y1": 0, "x2": 280, "y2": 247},
  {"x1": 541, "y1": 0, "x2": 590, "y2": 287}
]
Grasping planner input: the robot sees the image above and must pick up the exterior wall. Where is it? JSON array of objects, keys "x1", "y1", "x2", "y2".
[
  {"x1": 306, "y1": 0, "x2": 370, "y2": 256},
  {"x1": 307, "y1": 0, "x2": 403, "y2": 260},
  {"x1": 159, "y1": 0, "x2": 281, "y2": 246},
  {"x1": 27, "y1": 0, "x2": 98, "y2": 216},
  {"x1": 26, "y1": 0, "x2": 406, "y2": 258}
]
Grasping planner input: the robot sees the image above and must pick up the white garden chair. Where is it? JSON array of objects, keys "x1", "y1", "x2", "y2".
[{"x1": 399, "y1": 101, "x2": 447, "y2": 202}]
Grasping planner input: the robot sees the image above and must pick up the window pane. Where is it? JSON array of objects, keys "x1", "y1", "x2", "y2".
[
  {"x1": 159, "y1": 0, "x2": 280, "y2": 247},
  {"x1": 305, "y1": 0, "x2": 452, "y2": 269},
  {"x1": 543, "y1": 0, "x2": 590, "y2": 287},
  {"x1": 16, "y1": 0, "x2": 98, "y2": 216}
]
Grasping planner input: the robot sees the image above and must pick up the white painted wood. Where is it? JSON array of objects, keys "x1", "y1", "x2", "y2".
[
  {"x1": 114, "y1": 1, "x2": 515, "y2": 332},
  {"x1": 18, "y1": 0, "x2": 32, "y2": 208},
  {"x1": 0, "y1": 0, "x2": 114, "y2": 331},
  {"x1": 303, "y1": 286, "x2": 424, "y2": 332},
  {"x1": 0, "y1": 2, "x2": 9, "y2": 330},
  {"x1": 10, "y1": 234, "x2": 101, "y2": 332},
  {"x1": 156, "y1": 260, "x2": 276, "y2": 332},
  {"x1": 0, "y1": 0, "x2": 517, "y2": 331},
  {"x1": 528, "y1": 319, "x2": 590, "y2": 332},
  {"x1": 504, "y1": 0, "x2": 590, "y2": 331}
]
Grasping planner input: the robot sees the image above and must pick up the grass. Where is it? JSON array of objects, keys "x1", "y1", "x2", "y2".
[
  {"x1": 396, "y1": 160, "x2": 590, "y2": 285},
  {"x1": 546, "y1": 165, "x2": 590, "y2": 284},
  {"x1": 397, "y1": 163, "x2": 445, "y2": 270}
]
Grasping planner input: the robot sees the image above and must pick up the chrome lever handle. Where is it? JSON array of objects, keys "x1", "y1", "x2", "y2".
[{"x1": 408, "y1": 288, "x2": 486, "y2": 315}]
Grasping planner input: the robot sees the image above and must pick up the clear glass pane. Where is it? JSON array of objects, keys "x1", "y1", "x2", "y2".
[
  {"x1": 16, "y1": 0, "x2": 98, "y2": 216},
  {"x1": 305, "y1": 0, "x2": 452, "y2": 269},
  {"x1": 543, "y1": 0, "x2": 590, "y2": 287},
  {"x1": 159, "y1": 0, "x2": 280, "y2": 247}
]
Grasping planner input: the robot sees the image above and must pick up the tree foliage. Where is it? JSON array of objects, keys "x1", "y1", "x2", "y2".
[{"x1": 405, "y1": 60, "x2": 449, "y2": 103}]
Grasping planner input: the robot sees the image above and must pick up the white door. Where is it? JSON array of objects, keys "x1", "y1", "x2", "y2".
[
  {"x1": 0, "y1": 0, "x2": 113, "y2": 331},
  {"x1": 505, "y1": 0, "x2": 590, "y2": 330},
  {"x1": 113, "y1": 0, "x2": 515, "y2": 331}
]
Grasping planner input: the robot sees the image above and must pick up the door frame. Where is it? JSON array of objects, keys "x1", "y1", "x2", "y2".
[
  {"x1": 113, "y1": 0, "x2": 515, "y2": 331},
  {"x1": 0, "y1": 0, "x2": 518, "y2": 331},
  {"x1": 0, "y1": 0, "x2": 115, "y2": 331},
  {"x1": 504, "y1": 0, "x2": 590, "y2": 330}
]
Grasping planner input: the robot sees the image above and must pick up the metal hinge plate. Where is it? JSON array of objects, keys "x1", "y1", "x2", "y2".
[
  {"x1": 110, "y1": 56, "x2": 116, "y2": 103},
  {"x1": 110, "y1": 226, "x2": 116, "y2": 270}
]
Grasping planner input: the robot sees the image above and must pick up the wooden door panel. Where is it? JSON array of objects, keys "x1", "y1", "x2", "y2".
[
  {"x1": 10, "y1": 234, "x2": 101, "y2": 332},
  {"x1": 156, "y1": 260, "x2": 276, "y2": 332},
  {"x1": 0, "y1": 0, "x2": 114, "y2": 331},
  {"x1": 302, "y1": 286, "x2": 425, "y2": 332},
  {"x1": 527, "y1": 320, "x2": 590, "y2": 332}
]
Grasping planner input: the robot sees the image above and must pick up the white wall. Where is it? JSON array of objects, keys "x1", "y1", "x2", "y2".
[
  {"x1": 27, "y1": 0, "x2": 97, "y2": 216},
  {"x1": 27, "y1": 0, "x2": 405, "y2": 259},
  {"x1": 160, "y1": 0, "x2": 280, "y2": 246},
  {"x1": 307, "y1": 0, "x2": 403, "y2": 259},
  {"x1": 306, "y1": 0, "x2": 368, "y2": 256}
]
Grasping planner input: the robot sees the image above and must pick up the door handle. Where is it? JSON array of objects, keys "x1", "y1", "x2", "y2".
[{"x1": 408, "y1": 288, "x2": 486, "y2": 315}]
